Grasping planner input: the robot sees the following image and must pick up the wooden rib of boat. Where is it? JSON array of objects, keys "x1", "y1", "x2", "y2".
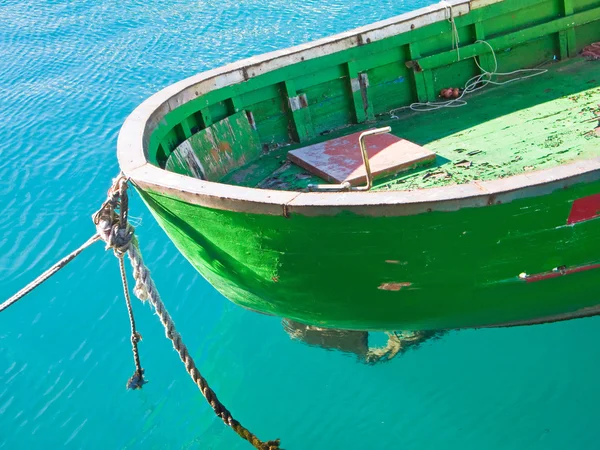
[{"x1": 118, "y1": 0, "x2": 600, "y2": 331}]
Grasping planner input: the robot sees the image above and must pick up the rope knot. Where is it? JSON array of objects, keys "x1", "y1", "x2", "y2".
[
  {"x1": 92, "y1": 174, "x2": 281, "y2": 449},
  {"x1": 93, "y1": 174, "x2": 133, "y2": 257},
  {"x1": 110, "y1": 223, "x2": 135, "y2": 257},
  {"x1": 127, "y1": 368, "x2": 147, "y2": 390}
]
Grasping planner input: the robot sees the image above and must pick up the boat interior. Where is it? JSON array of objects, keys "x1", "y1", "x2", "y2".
[{"x1": 147, "y1": 0, "x2": 600, "y2": 194}]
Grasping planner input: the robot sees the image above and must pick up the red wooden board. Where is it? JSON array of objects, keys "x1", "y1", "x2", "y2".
[{"x1": 288, "y1": 131, "x2": 435, "y2": 185}]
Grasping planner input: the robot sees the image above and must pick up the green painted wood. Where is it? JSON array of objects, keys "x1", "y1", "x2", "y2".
[
  {"x1": 559, "y1": 30, "x2": 569, "y2": 59},
  {"x1": 423, "y1": 69, "x2": 436, "y2": 103},
  {"x1": 227, "y1": 95, "x2": 244, "y2": 114},
  {"x1": 366, "y1": 59, "x2": 413, "y2": 115},
  {"x1": 347, "y1": 61, "x2": 367, "y2": 123},
  {"x1": 381, "y1": 59, "x2": 600, "y2": 190},
  {"x1": 574, "y1": 0, "x2": 600, "y2": 11},
  {"x1": 208, "y1": 100, "x2": 229, "y2": 124},
  {"x1": 165, "y1": 111, "x2": 261, "y2": 181},
  {"x1": 224, "y1": 57, "x2": 599, "y2": 192},
  {"x1": 198, "y1": 107, "x2": 213, "y2": 127},
  {"x1": 180, "y1": 117, "x2": 193, "y2": 139},
  {"x1": 149, "y1": 12, "x2": 470, "y2": 148},
  {"x1": 563, "y1": 0, "x2": 578, "y2": 56},
  {"x1": 361, "y1": 73, "x2": 375, "y2": 121},
  {"x1": 353, "y1": 46, "x2": 406, "y2": 74},
  {"x1": 408, "y1": 42, "x2": 430, "y2": 103},
  {"x1": 482, "y1": 0, "x2": 561, "y2": 38},
  {"x1": 300, "y1": 76, "x2": 357, "y2": 134},
  {"x1": 138, "y1": 179, "x2": 600, "y2": 331},
  {"x1": 283, "y1": 80, "x2": 315, "y2": 142},
  {"x1": 415, "y1": 6, "x2": 600, "y2": 70},
  {"x1": 149, "y1": 0, "x2": 600, "y2": 159},
  {"x1": 473, "y1": 22, "x2": 496, "y2": 72}
]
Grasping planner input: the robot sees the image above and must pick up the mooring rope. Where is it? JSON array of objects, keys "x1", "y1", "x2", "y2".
[
  {"x1": 96, "y1": 176, "x2": 281, "y2": 449},
  {"x1": 126, "y1": 238, "x2": 281, "y2": 449},
  {"x1": 1, "y1": 174, "x2": 282, "y2": 450},
  {"x1": 118, "y1": 255, "x2": 147, "y2": 390},
  {"x1": 0, "y1": 234, "x2": 100, "y2": 313}
]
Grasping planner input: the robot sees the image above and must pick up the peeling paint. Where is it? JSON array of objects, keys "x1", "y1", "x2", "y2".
[
  {"x1": 378, "y1": 282, "x2": 412, "y2": 291},
  {"x1": 288, "y1": 96, "x2": 302, "y2": 111},
  {"x1": 165, "y1": 140, "x2": 206, "y2": 180},
  {"x1": 166, "y1": 111, "x2": 261, "y2": 182}
]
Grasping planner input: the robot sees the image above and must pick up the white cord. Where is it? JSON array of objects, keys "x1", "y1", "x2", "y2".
[
  {"x1": 390, "y1": 40, "x2": 548, "y2": 117},
  {"x1": 441, "y1": 1, "x2": 460, "y2": 61}
]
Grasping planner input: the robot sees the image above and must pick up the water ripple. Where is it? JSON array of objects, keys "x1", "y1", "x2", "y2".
[{"x1": 1, "y1": 0, "x2": 600, "y2": 449}]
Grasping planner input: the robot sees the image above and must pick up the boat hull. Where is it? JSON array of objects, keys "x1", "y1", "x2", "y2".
[{"x1": 137, "y1": 178, "x2": 600, "y2": 331}]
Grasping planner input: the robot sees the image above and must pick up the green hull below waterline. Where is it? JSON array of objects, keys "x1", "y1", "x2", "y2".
[{"x1": 138, "y1": 178, "x2": 600, "y2": 331}]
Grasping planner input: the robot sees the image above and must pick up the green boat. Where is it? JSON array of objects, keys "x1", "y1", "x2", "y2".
[{"x1": 117, "y1": 0, "x2": 600, "y2": 331}]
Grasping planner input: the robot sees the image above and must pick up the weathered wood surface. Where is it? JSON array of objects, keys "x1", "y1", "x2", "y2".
[
  {"x1": 222, "y1": 57, "x2": 599, "y2": 193},
  {"x1": 288, "y1": 131, "x2": 435, "y2": 185},
  {"x1": 141, "y1": 0, "x2": 600, "y2": 170},
  {"x1": 165, "y1": 111, "x2": 261, "y2": 181},
  {"x1": 118, "y1": 0, "x2": 600, "y2": 216}
]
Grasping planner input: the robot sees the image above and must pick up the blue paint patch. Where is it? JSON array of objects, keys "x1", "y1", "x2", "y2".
[{"x1": 380, "y1": 76, "x2": 406, "y2": 86}]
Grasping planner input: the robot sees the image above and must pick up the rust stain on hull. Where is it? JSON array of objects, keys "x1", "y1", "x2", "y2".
[{"x1": 378, "y1": 282, "x2": 412, "y2": 291}]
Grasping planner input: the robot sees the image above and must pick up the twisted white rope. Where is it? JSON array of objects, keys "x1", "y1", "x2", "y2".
[
  {"x1": 2, "y1": 174, "x2": 281, "y2": 449},
  {"x1": 390, "y1": 40, "x2": 548, "y2": 116},
  {"x1": 94, "y1": 175, "x2": 281, "y2": 450},
  {"x1": 0, "y1": 234, "x2": 100, "y2": 313}
]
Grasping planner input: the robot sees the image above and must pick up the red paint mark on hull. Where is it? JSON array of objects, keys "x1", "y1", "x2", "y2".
[
  {"x1": 521, "y1": 263, "x2": 600, "y2": 283},
  {"x1": 378, "y1": 282, "x2": 412, "y2": 291},
  {"x1": 567, "y1": 193, "x2": 600, "y2": 225}
]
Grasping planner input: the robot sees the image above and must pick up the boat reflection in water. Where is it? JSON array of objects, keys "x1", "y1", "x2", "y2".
[{"x1": 282, "y1": 319, "x2": 444, "y2": 363}]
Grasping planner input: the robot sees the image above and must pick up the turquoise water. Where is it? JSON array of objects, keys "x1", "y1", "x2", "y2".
[{"x1": 1, "y1": 0, "x2": 600, "y2": 448}]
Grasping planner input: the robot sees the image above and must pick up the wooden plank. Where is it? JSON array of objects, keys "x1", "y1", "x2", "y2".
[
  {"x1": 198, "y1": 108, "x2": 213, "y2": 127},
  {"x1": 148, "y1": 0, "x2": 557, "y2": 150},
  {"x1": 414, "y1": 6, "x2": 600, "y2": 70},
  {"x1": 166, "y1": 111, "x2": 261, "y2": 181},
  {"x1": 360, "y1": 73, "x2": 375, "y2": 121},
  {"x1": 408, "y1": 42, "x2": 430, "y2": 103},
  {"x1": 347, "y1": 61, "x2": 375, "y2": 122},
  {"x1": 563, "y1": 0, "x2": 577, "y2": 57},
  {"x1": 293, "y1": 65, "x2": 346, "y2": 91},
  {"x1": 180, "y1": 117, "x2": 193, "y2": 138},
  {"x1": 164, "y1": 140, "x2": 206, "y2": 179},
  {"x1": 347, "y1": 61, "x2": 367, "y2": 123},
  {"x1": 283, "y1": 80, "x2": 315, "y2": 143},
  {"x1": 473, "y1": 22, "x2": 496, "y2": 72},
  {"x1": 352, "y1": 46, "x2": 405, "y2": 73},
  {"x1": 559, "y1": 30, "x2": 569, "y2": 59},
  {"x1": 152, "y1": 0, "x2": 599, "y2": 158},
  {"x1": 287, "y1": 131, "x2": 435, "y2": 186},
  {"x1": 227, "y1": 96, "x2": 244, "y2": 114},
  {"x1": 423, "y1": 69, "x2": 436, "y2": 103}
]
